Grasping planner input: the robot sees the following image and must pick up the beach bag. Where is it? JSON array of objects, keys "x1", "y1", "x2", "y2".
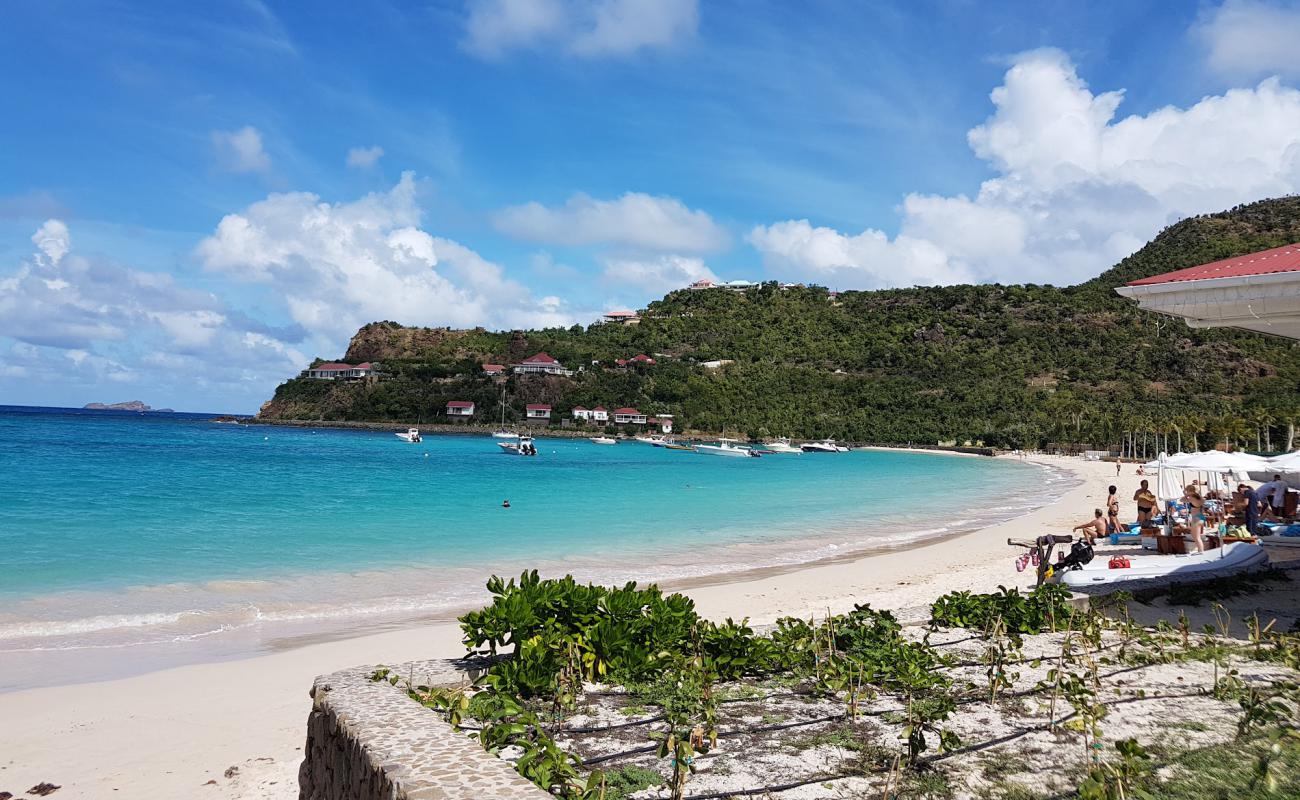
[{"x1": 1108, "y1": 556, "x2": 1131, "y2": 569}]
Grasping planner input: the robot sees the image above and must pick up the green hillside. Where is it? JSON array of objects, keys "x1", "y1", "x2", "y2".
[{"x1": 258, "y1": 197, "x2": 1300, "y2": 452}]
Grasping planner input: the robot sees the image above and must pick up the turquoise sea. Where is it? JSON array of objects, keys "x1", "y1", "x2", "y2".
[{"x1": 0, "y1": 406, "x2": 1071, "y2": 690}]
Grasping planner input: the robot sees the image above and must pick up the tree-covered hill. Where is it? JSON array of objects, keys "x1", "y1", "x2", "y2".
[{"x1": 258, "y1": 197, "x2": 1300, "y2": 452}]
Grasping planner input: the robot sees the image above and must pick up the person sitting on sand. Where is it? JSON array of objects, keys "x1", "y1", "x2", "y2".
[
  {"x1": 1073, "y1": 509, "x2": 1107, "y2": 545},
  {"x1": 1133, "y1": 480, "x2": 1156, "y2": 526}
]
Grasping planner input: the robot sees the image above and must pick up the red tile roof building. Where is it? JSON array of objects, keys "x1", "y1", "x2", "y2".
[
  {"x1": 305, "y1": 362, "x2": 378, "y2": 380},
  {"x1": 512, "y1": 352, "x2": 573, "y2": 377}
]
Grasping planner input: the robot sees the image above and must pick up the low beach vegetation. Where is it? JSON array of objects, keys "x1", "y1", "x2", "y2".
[{"x1": 373, "y1": 572, "x2": 1300, "y2": 798}]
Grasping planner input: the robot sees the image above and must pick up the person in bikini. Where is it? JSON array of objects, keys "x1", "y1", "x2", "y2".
[
  {"x1": 1133, "y1": 480, "x2": 1156, "y2": 526},
  {"x1": 1184, "y1": 485, "x2": 1207, "y2": 554},
  {"x1": 1106, "y1": 485, "x2": 1122, "y2": 535}
]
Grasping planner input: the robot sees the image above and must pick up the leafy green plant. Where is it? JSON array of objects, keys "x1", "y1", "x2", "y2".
[
  {"x1": 930, "y1": 584, "x2": 1072, "y2": 634},
  {"x1": 1077, "y1": 738, "x2": 1154, "y2": 800}
]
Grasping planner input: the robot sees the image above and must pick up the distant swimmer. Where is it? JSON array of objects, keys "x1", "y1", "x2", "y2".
[{"x1": 502, "y1": 499, "x2": 511, "y2": 508}]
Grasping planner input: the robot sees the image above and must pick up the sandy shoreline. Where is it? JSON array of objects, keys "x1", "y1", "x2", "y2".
[{"x1": 0, "y1": 453, "x2": 1116, "y2": 799}]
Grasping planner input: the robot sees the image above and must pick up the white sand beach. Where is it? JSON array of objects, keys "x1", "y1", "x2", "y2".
[{"x1": 0, "y1": 454, "x2": 1122, "y2": 799}]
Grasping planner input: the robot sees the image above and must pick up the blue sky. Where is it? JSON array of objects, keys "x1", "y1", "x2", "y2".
[{"x1": 4, "y1": 0, "x2": 1300, "y2": 412}]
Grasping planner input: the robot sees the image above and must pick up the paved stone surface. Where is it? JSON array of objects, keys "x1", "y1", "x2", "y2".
[{"x1": 298, "y1": 659, "x2": 549, "y2": 800}]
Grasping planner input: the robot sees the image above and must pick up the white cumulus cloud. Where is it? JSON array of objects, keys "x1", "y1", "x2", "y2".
[
  {"x1": 600, "y1": 254, "x2": 717, "y2": 296},
  {"x1": 212, "y1": 126, "x2": 272, "y2": 173},
  {"x1": 196, "y1": 172, "x2": 584, "y2": 351},
  {"x1": 463, "y1": 0, "x2": 697, "y2": 59},
  {"x1": 750, "y1": 48, "x2": 1300, "y2": 287},
  {"x1": 494, "y1": 192, "x2": 728, "y2": 252},
  {"x1": 31, "y1": 219, "x2": 70, "y2": 267},
  {"x1": 1196, "y1": 0, "x2": 1300, "y2": 81},
  {"x1": 0, "y1": 220, "x2": 308, "y2": 409},
  {"x1": 346, "y1": 145, "x2": 384, "y2": 168}
]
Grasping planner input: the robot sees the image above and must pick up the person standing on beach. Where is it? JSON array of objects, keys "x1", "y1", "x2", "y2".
[
  {"x1": 1073, "y1": 509, "x2": 1107, "y2": 545},
  {"x1": 1133, "y1": 480, "x2": 1156, "y2": 526},
  {"x1": 1257, "y1": 474, "x2": 1288, "y2": 515},
  {"x1": 1242, "y1": 485, "x2": 1260, "y2": 535},
  {"x1": 1106, "y1": 485, "x2": 1121, "y2": 534},
  {"x1": 1116, "y1": 461, "x2": 1122, "y2": 477},
  {"x1": 1184, "y1": 485, "x2": 1207, "y2": 554}
]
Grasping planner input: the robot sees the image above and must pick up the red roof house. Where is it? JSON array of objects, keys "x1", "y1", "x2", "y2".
[
  {"x1": 482, "y1": 363, "x2": 505, "y2": 375},
  {"x1": 306, "y1": 362, "x2": 377, "y2": 380},
  {"x1": 525, "y1": 403, "x2": 552, "y2": 420},
  {"x1": 511, "y1": 352, "x2": 572, "y2": 376},
  {"x1": 613, "y1": 407, "x2": 648, "y2": 424},
  {"x1": 445, "y1": 400, "x2": 475, "y2": 416}
]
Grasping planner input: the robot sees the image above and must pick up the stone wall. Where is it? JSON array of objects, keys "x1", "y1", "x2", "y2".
[{"x1": 298, "y1": 660, "x2": 549, "y2": 800}]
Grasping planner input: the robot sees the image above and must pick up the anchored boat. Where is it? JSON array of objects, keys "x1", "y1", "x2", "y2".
[{"x1": 696, "y1": 438, "x2": 759, "y2": 458}]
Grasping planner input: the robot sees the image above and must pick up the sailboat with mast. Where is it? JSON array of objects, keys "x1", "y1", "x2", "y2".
[{"x1": 491, "y1": 388, "x2": 516, "y2": 439}]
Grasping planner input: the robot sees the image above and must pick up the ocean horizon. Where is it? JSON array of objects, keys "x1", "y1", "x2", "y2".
[{"x1": 0, "y1": 405, "x2": 1073, "y2": 691}]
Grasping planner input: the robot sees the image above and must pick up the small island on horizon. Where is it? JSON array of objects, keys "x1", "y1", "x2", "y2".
[{"x1": 83, "y1": 400, "x2": 175, "y2": 413}]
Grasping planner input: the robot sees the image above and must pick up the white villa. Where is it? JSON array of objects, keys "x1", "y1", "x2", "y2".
[
  {"x1": 602, "y1": 310, "x2": 640, "y2": 325},
  {"x1": 512, "y1": 352, "x2": 574, "y2": 377},
  {"x1": 526, "y1": 403, "x2": 552, "y2": 420},
  {"x1": 571, "y1": 406, "x2": 591, "y2": 421},
  {"x1": 613, "y1": 407, "x2": 648, "y2": 425},
  {"x1": 305, "y1": 362, "x2": 378, "y2": 380},
  {"x1": 592, "y1": 406, "x2": 609, "y2": 423},
  {"x1": 445, "y1": 400, "x2": 474, "y2": 417}
]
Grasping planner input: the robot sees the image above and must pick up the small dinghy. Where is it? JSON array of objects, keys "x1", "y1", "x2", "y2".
[{"x1": 1055, "y1": 540, "x2": 1269, "y2": 588}]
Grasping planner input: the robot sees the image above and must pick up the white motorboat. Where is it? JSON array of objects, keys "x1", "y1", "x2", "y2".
[
  {"x1": 1055, "y1": 540, "x2": 1268, "y2": 588},
  {"x1": 634, "y1": 435, "x2": 666, "y2": 445},
  {"x1": 492, "y1": 430, "x2": 518, "y2": 439},
  {"x1": 696, "y1": 438, "x2": 758, "y2": 458},
  {"x1": 395, "y1": 428, "x2": 422, "y2": 443},
  {"x1": 590, "y1": 436, "x2": 617, "y2": 445},
  {"x1": 765, "y1": 437, "x2": 803, "y2": 454},
  {"x1": 800, "y1": 438, "x2": 843, "y2": 453},
  {"x1": 498, "y1": 434, "x2": 537, "y2": 456}
]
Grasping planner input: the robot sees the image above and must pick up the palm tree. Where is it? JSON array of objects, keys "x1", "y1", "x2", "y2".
[{"x1": 1250, "y1": 408, "x2": 1275, "y2": 453}]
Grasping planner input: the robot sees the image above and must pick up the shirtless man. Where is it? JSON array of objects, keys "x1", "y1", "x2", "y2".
[{"x1": 1073, "y1": 509, "x2": 1107, "y2": 545}]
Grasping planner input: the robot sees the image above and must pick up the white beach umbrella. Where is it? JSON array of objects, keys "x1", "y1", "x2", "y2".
[
  {"x1": 1268, "y1": 451, "x2": 1300, "y2": 471},
  {"x1": 1172, "y1": 450, "x2": 1269, "y2": 472},
  {"x1": 1156, "y1": 456, "x2": 1187, "y2": 503}
]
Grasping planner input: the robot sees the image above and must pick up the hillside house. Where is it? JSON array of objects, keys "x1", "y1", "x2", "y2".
[
  {"x1": 602, "y1": 310, "x2": 640, "y2": 325},
  {"x1": 446, "y1": 401, "x2": 475, "y2": 417},
  {"x1": 592, "y1": 406, "x2": 609, "y2": 423},
  {"x1": 305, "y1": 362, "x2": 378, "y2": 380},
  {"x1": 512, "y1": 352, "x2": 573, "y2": 377},
  {"x1": 687, "y1": 279, "x2": 716, "y2": 290},
  {"x1": 482, "y1": 363, "x2": 505, "y2": 376},
  {"x1": 613, "y1": 407, "x2": 648, "y2": 425},
  {"x1": 526, "y1": 403, "x2": 552, "y2": 420},
  {"x1": 571, "y1": 406, "x2": 591, "y2": 421},
  {"x1": 615, "y1": 354, "x2": 656, "y2": 368}
]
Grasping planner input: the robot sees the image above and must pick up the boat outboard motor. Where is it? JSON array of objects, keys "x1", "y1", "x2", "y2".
[{"x1": 1056, "y1": 540, "x2": 1095, "y2": 572}]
